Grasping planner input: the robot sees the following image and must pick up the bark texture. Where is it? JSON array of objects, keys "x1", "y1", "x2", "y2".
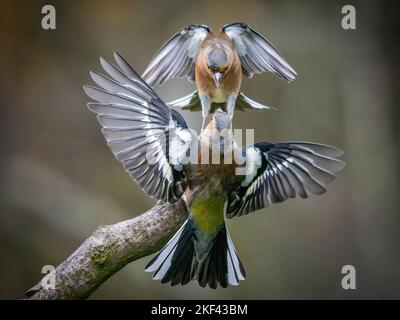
[{"x1": 26, "y1": 199, "x2": 188, "y2": 299}]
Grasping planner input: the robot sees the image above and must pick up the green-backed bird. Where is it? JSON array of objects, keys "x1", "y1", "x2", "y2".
[{"x1": 84, "y1": 53, "x2": 345, "y2": 288}]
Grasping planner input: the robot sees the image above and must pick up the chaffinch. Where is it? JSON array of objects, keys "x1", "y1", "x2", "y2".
[{"x1": 84, "y1": 53, "x2": 344, "y2": 288}]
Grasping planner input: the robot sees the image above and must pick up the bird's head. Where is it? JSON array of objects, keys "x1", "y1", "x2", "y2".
[
  {"x1": 200, "y1": 109, "x2": 235, "y2": 157},
  {"x1": 212, "y1": 108, "x2": 232, "y2": 131},
  {"x1": 206, "y1": 47, "x2": 230, "y2": 88}
]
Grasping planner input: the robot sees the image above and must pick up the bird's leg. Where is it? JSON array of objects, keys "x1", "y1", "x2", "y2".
[
  {"x1": 200, "y1": 94, "x2": 211, "y2": 132},
  {"x1": 226, "y1": 94, "x2": 237, "y2": 123}
]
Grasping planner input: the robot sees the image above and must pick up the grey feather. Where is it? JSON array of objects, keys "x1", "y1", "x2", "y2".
[
  {"x1": 226, "y1": 141, "x2": 345, "y2": 217},
  {"x1": 143, "y1": 25, "x2": 210, "y2": 86},
  {"x1": 167, "y1": 90, "x2": 274, "y2": 112},
  {"x1": 84, "y1": 53, "x2": 195, "y2": 203}
]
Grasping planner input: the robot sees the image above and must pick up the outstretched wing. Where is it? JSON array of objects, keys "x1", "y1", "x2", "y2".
[
  {"x1": 166, "y1": 90, "x2": 273, "y2": 112},
  {"x1": 226, "y1": 141, "x2": 345, "y2": 218},
  {"x1": 167, "y1": 90, "x2": 201, "y2": 111},
  {"x1": 235, "y1": 92, "x2": 275, "y2": 111},
  {"x1": 143, "y1": 24, "x2": 210, "y2": 86},
  {"x1": 223, "y1": 22, "x2": 297, "y2": 81},
  {"x1": 84, "y1": 52, "x2": 195, "y2": 203}
]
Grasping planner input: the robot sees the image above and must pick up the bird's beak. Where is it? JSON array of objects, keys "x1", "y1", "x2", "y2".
[{"x1": 213, "y1": 72, "x2": 223, "y2": 88}]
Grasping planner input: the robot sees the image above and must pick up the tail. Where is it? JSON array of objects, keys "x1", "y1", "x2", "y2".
[
  {"x1": 166, "y1": 90, "x2": 274, "y2": 112},
  {"x1": 145, "y1": 218, "x2": 245, "y2": 288}
]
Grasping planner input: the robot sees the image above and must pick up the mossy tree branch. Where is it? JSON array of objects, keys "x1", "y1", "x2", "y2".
[{"x1": 26, "y1": 199, "x2": 188, "y2": 300}]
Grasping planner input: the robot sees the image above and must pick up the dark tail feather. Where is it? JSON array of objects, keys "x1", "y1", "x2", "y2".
[
  {"x1": 145, "y1": 219, "x2": 245, "y2": 288},
  {"x1": 145, "y1": 219, "x2": 195, "y2": 286},
  {"x1": 196, "y1": 224, "x2": 246, "y2": 288}
]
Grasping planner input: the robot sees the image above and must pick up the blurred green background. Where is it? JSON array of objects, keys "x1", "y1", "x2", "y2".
[{"x1": 0, "y1": 0, "x2": 399, "y2": 299}]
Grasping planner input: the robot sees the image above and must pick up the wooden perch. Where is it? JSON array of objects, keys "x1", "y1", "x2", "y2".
[{"x1": 26, "y1": 199, "x2": 188, "y2": 299}]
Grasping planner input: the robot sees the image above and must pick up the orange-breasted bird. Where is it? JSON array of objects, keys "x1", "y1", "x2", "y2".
[
  {"x1": 84, "y1": 53, "x2": 344, "y2": 288},
  {"x1": 143, "y1": 23, "x2": 297, "y2": 130}
]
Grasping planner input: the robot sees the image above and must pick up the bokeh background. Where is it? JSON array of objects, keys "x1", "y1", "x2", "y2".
[{"x1": 1, "y1": 0, "x2": 399, "y2": 299}]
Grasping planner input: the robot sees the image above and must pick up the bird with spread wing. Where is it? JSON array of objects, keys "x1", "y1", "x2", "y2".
[
  {"x1": 84, "y1": 53, "x2": 344, "y2": 288},
  {"x1": 143, "y1": 23, "x2": 297, "y2": 130}
]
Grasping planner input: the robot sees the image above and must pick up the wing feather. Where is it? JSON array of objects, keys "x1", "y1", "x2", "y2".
[
  {"x1": 226, "y1": 141, "x2": 345, "y2": 217},
  {"x1": 223, "y1": 22, "x2": 297, "y2": 81},
  {"x1": 84, "y1": 53, "x2": 195, "y2": 202},
  {"x1": 143, "y1": 25, "x2": 210, "y2": 86}
]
